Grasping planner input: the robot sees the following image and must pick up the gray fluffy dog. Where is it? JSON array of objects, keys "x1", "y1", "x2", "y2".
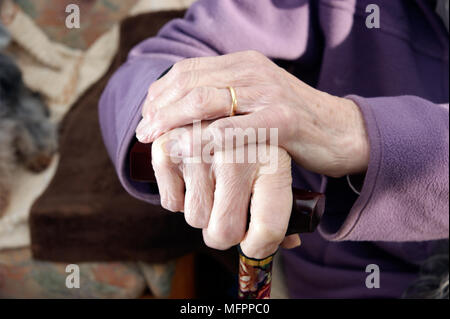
[{"x1": 0, "y1": 25, "x2": 58, "y2": 217}]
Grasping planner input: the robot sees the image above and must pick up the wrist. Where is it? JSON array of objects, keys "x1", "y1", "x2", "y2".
[{"x1": 339, "y1": 98, "x2": 370, "y2": 175}]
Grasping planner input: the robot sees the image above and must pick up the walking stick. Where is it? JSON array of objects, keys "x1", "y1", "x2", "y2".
[
  {"x1": 237, "y1": 188, "x2": 324, "y2": 299},
  {"x1": 130, "y1": 142, "x2": 325, "y2": 299}
]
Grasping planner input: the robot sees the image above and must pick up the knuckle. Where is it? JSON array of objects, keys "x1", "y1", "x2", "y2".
[
  {"x1": 184, "y1": 197, "x2": 210, "y2": 229},
  {"x1": 170, "y1": 61, "x2": 183, "y2": 76},
  {"x1": 202, "y1": 235, "x2": 228, "y2": 251},
  {"x1": 244, "y1": 50, "x2": 266, "y2": 62},
  {"x1": 180, "y1": 57, "x2": 200, "y2": 71},
  {"x1": 147, "y1": 80, "x2": 159, "y2": 95},
  {"x1": 162, "y1": 199, "x2": 183, "y2": 212},
  {"x1": 203, "y1": 235, "x2": 233, "y2": 251},
  {"x1": 184, "y1": 211, "x2": 201, "y2": 228},
  {"x1": 206, "y1": 223, "x2": 243, "y2": 249},
  {"x1": 162, "y1": 189, "x2": 185, "y2": 212},
  {"x1": 185, "y1": 210, "x2": 207, "y2": 229},
  {"x1": 160, "y1": 198, "x2": 172, "y2": 211},
  {"x1": 189, "y1": 87, "x2": 210, "y2": 111},
  {"x1": 174, "y1": 72, "x2": 191, "y2": 92},
  {"x1": 251, "y1": 223, "x2": 285, "y2": 245}
]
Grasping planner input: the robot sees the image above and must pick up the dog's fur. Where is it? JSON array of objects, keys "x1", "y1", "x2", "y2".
[
  {"x1": 404, "y1": 240, "x2": 449, "y2": 299},
  {"x1": 0, "y1": 52, "x2": 58, "y2": 217}
]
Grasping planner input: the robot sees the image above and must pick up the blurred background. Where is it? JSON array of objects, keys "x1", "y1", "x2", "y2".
[
  {"x1": 13, "y1": 0, "x2": 139, "y2": 49},
  {"x1": 0, "y1": 0, "x2": 241, "y2": 299}
]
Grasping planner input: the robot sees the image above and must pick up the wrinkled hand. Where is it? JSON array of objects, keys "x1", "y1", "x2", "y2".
[
  {"x1": 151, "y1": 123, "x2": 299, "y2": 258},
  {"x1": 136, "y1": 50, "x2": 369, "y2": 178}
]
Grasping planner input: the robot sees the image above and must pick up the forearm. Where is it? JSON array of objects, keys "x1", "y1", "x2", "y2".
[
  {"x1": 320, "y1": 96, "x2": 449, "y2": 242},
  {"x1": 99, "y1": 0, "x2": 319, "y2": 203}
]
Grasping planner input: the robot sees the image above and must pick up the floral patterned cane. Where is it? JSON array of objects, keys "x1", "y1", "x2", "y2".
[
  {"x1": 126, "y1": 150, "x2": 326, "y2": 300},
  {"x1": 237, "y1": 188, "x2": 325, "y2": 299},
  {"x1": 238, "y1": 246, "x2": 275, "y2": 299}
]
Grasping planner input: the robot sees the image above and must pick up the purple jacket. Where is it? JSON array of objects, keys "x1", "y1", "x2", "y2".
[{"x1": 99, "y1": 0, "x2": 449, "y2": 298}]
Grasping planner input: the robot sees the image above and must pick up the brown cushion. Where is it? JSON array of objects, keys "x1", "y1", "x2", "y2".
[{"x1": 29, "y1": 10, "x2": 205, "y2": 263}]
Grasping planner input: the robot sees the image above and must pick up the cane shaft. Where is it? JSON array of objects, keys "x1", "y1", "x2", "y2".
[
  {"x1": 238, "y1": 248, "x2": 274, "y2": 299},
  {"x1": 128, "y1": 142, "x2": 325, "y2": 300},
  {"x1": 238, "y1": 189, "x2": 325, "y2": 299}
]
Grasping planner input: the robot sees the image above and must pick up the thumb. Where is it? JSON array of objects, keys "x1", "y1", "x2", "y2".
[{"x1": 280, "y1": 234, "x2": 301, "y2": 249}]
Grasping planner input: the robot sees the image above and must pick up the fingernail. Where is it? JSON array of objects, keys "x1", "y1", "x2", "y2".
[
  {"x1": 136, "y1": 131, "x2": 149, "y2": 143},
  {"x1": 148, "y1": 128, "x2": 161, "y2": 142},
  {"x1": 136, "y1": 133, "x2": 146, "y2": 143},
  {"x1": 136, "y1": 118, "x2": 151, "y2": 140},
  {"x1": 140, "y1": 121, "x2": 156, "y2": 141}
]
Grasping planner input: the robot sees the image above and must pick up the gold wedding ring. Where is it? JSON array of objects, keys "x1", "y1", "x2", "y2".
[{"x1": 227, "y1": 86, "x2": 237, "y2": 116}]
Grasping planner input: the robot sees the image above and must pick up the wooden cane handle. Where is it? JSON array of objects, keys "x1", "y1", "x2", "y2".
[
  {"x1": 130, "y1": 141, "x2": 155, "y2": 182},
  {"x1": 286, "y1": 189, "x2": 325, "y2": 235}
]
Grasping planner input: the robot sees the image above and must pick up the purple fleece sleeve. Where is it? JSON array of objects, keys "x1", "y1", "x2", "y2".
[
  {"x1": 99, "y1": 0, "x2": 318, "y2": 205},
  {"x1": 320, "y1": 95, "x2": 449, "y2": 242}
]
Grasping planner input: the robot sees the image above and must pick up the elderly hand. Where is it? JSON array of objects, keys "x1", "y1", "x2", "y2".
[
  {"x1": 151, "y1": 123, "x2": 299, "y2": 259},
  {"x1": 136, "y1": 50, "x2": 370, "y2": 178}
]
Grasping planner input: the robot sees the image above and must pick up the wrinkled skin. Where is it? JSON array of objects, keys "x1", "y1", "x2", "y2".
[
  {"x1": 137, "y1": 50, "x2": 370, "y2": 178},
  {"x1": 137, "y1": 51, "x2": 370, "y2": 257},
  {"x1": 152, "y1": 123, "x2": 297, "y2": 258}
]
